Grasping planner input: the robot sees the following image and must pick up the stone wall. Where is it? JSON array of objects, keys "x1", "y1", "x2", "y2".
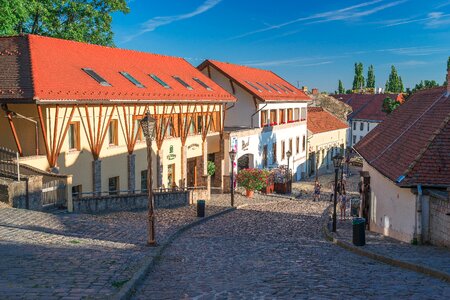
[
  {"x1": 0, "y1": 175, "x2": 43, "y2": 210},
  {"x1": 429, "y1": 192, "x2": 450, "y2": 248},
  {"x1": 73, "y1": 190, "x2": 190, "y2": 213}
]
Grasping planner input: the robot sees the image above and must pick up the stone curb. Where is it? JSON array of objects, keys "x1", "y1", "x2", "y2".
[
  {"x1": 113, "y1": 207, "x2": 236, "y2": 300},
  {"x1": 322, "y1": 211, "x2": 450, "y2": 283}
]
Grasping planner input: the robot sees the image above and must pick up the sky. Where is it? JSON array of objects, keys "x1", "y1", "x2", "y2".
[{"x1": 113, "y1": 0, "x2": 450, "y2": 93}]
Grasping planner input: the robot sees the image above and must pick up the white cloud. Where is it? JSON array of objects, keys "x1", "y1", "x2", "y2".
[
  {"x1": 382, "y1": 11, "x2": 450, "y2": 28},
  {"x1": 228, "y1": 0, "x2": 406, "y2": 40},
  {"x1": 123, "y1": 0, "x2": 222, "y2": 42}
]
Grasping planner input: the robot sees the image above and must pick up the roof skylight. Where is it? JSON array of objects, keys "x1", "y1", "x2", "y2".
[
  {"x1": 266, "y1": 83, "x2": 281, "y2": 93},
  {"x1": 282, "y1": 84, "x2": 295, "y2": 93},
  {"x1": 193, "y1": 77, "x2": 213, "y2": 91},
  {"x1": 256, "y1": 82, "x2": 272, "y2": 92},
  {"x1": 275, "y1": 83, "x2": 288, "y2": 92},
  {"x1": 119, "y1": 71, "x2": 145, "y2": 88},
  {"x1": 150, "y1": 74, "x2": 170, "y2": 89},
  {"x1": 245, "y1": 80, "x2": 262, "y2": 92},
  {"x1": 173, "y1": 76, "x2": 193, "y2": 90},
  {"x1": 82, "y1": 68, "x2": 111, "y2": 86}
]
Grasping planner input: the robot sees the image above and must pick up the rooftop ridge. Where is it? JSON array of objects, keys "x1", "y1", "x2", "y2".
[{"x1": 369, "y1": 91, "x2": 448, "y2": 165}]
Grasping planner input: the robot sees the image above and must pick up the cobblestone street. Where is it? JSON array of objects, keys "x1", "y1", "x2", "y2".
[
  {"x1": 0, "y1": 205, "x2": 227, "y2": 299},
  {"x1": 134, "y1": 199, "x2": 450, "y2": 299}
]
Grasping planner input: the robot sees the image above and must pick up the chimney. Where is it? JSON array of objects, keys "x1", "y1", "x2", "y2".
[
  {"x1": 312, "y1": 88, "x2": 319, "y2": 95},
  {"x1": 302, "y1": 86, "x2": 308, "y2": 93}
]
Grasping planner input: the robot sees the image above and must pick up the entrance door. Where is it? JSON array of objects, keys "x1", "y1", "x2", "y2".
[
  {"x1": 187, "y1": 158, "x2": 197, "y2": 187},
  {"x1": 168, "y1": 164, "x2": 175, "y2": 188}
]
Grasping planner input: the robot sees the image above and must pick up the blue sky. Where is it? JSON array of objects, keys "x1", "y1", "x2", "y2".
[{"x1": 113, "y1": 0, "x2": 450, "y2": 92}]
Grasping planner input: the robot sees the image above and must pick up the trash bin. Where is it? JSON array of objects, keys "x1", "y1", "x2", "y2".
[
  {"x1": 197, "y1": 200, "x2": 205, "y2": 218},
  {"x1": 352, "y1": 217, "x2": 366, "y2": 246}
]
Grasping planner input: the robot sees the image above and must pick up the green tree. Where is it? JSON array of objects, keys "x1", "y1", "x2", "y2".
[
  {"x1": 382, "y1": 97, "x2": 401, "y2": 114},
  {"x1": 338, "y1": 80, "x2": 345, "y2": 94},
  {"x1": 0, "y1": 0, "x2": 129, "y2": 46},
  {"x1": 366, "y1": 65, "x2": 375, "y2": 90},
  {"x1": 445, "y1": 56, "x2": 450, "y2": 86},
  {"x1": 352, "y1": 62, "x2": 365, "y2": 91},
  {"x1": 385, "y1": 65, "x2": 403, "y2": 93}
]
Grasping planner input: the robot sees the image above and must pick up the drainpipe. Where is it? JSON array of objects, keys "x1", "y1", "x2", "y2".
[
  {"x1": 415, "y1": 184, "x2": 423, "y2": 244},
  {"x1": 251, "y1": 104, "x2": 267, "y2": 129}
]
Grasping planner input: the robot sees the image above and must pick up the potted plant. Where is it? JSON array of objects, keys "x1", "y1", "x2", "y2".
[
  {"x1": 236, "y1": 168, "x2": 269, "y2": 198},
  {"x1": 259, "y1": 170, "x2": 274, "y2": 194}
]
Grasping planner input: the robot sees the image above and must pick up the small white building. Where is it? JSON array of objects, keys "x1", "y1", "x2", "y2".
[
  {"x1": 198, "y1": 60, "x2": 310, "y2": 181},
  {"x1": 354, "y1": 78, "x2": 450, "y2": 246},
  {"x1": 306, "y1": 107, "x2": 348, "y2": 177},
  {"x1": 334, "y1": 93, "x2": 403, "y2": 147}
]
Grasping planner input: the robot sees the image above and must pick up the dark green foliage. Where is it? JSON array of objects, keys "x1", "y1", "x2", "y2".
[
  {"x1": 338, "y1": 80, "x2": 345, "y2": 94},
  {"x1": 382, "y1": 97, "x2": 401, "y2": 114},
  {"x1": 366, "y1": 65, "x2": 375, "y2": 89},
  {"x1": 352, "y1": 62, "x2": 365, "y2": 91},
  {"x1": 0, "y1": 0, "x2": 129, "y2": 46},
  {"x1": 385, "y1": 65, "x2": 403, "y2": 93}
]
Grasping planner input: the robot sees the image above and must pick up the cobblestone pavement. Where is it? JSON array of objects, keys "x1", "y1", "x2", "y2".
[
  {"x1": 133, "y1": 199, "x2": 450, "y2": 299},
  {"x1": 0, "y1": 204, "x2": 227, "y2": 299},
  {"x1": 335, "y1": 220, "x2": 450, "y2": 276}
]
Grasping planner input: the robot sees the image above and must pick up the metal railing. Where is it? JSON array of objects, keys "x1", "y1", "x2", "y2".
[{"x1": 0, "y1": 147, "x2": 20, "y2": 181}]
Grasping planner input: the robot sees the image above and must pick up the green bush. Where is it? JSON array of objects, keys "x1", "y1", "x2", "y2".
[
  {"x1": 236, "y1": 168, "x2": 269, "y2": 191},
  {"x1": 207, "y1": 161, "x2": 216, "y2": 176}
]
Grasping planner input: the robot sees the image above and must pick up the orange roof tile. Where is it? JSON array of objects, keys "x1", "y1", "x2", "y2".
[
  {"x1": 0, "y1": 35, "x2": 235, "y2": 103},
  {"x1": 198, "y1": 60, "x2": 310, "y2": 102},
  {"x1": 307, "y1": 107, "x2": 348, "y2": 134}
]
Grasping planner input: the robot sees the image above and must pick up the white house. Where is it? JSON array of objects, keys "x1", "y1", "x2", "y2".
[
  {"x1": 354, "y1": 73, "x2": 450, "y2": 246},
  {"x1": 198, "y1": 60, "x2": 310, "y2": 182},
  {"x1": 334, "y1": 93, "x2": 404, "y2": 147},
  {"x1": 306, "y1": 107, "x2": 348, "y2": 177}
]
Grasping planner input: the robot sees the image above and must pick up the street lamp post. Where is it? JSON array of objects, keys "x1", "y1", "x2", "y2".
[
  {"x1": 140, "y1": 111, "x2": 157, "y2": 246},
  {"x1": 332, "y1": 154, "x2": 344, "y2": 233},
  {"x1": 229, "y1": 149, "x2": 237, "y2": 207},
  {"x1": 286, "y1": 150, "x2": 292, "y2": 194}
]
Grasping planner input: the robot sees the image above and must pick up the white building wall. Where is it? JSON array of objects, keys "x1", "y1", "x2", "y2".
[
  {"x1": 363, "y1": 162, "x2": 417, "y2": 243},
  {"x1": 201, "y1": 67, "x2": 255, "y2": 128},
  {"x1": 349, "y1": 119, "x2": 380, "y2": 146}
]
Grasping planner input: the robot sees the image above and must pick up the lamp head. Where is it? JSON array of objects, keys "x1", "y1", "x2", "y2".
[
  {"x1": 229, "y1": 149, "x2": 237, "y2": 161},
  {"x1": 140, "y1": 111, "x2": 156, "y2": 141},
  {"x1": 332, "y1": 154, "x2": 344, "y2": 169},
  {"x1": 286, "y1": 150, "x2": 292, "y2": 159}
]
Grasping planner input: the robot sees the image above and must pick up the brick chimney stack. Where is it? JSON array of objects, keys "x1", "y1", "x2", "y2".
[{"x1": 312, "y1": 88, "x2": 319, "y2": 95}]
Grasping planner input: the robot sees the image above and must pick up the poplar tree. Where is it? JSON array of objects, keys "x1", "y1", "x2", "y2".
[
  {"x1": 352, "y1": 62, "x2": 365, "y2": 91},
  {"x1": 385, "y1": 65, "x2": 403, "y2": 93},
  {"x1": 338, "y1": 80, "x2": 345, "y2": 94},
  {"x1": 366, "y1": 65, "x2": 375, "y2": 90}
]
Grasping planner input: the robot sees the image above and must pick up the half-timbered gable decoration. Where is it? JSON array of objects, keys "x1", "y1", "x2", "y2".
[{"x1": 0, "y1": 35, "x2": 235, "y2": 196}]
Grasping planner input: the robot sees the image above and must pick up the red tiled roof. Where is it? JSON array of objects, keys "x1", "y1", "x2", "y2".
[
  {"x1": 198, "y1": 59, "x2": 310, "y2": 102},
  {"x1": 0, "y1": 35, "x2": 235, "y2": 103},
  {"x1": 307, "y1": 107, "x2": 348, "y2": 134},
  {"x1": 334, "y1": 93, "x2": 403, "y2": 122},
  {"x1": 354, "y1": 87, "x2": 450, "y2": 187}
]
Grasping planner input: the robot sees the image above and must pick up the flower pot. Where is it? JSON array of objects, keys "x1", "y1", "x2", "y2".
[{"x1": 246, "y1": 190, "x2": 254, "y2": 198}]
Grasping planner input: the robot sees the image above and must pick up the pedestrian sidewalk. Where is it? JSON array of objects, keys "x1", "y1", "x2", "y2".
[{"x1": 326, "y1": 218, "x2": 450, "y2": 282}]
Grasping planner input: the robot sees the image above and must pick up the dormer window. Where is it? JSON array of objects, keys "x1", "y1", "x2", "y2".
[
  {"x1": 82, "y1": 68, "x2": 111, "y2": 86},
  {"x1": 173, "y1": 76, "x2": 193, "y2": 90},
  {"x1": 119, "y1": 71, "x2": 145, "y2": 88}
]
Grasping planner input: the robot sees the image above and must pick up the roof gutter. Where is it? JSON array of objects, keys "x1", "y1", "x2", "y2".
[{"x1": 35, "y1": 98, "x2": 236, "y2": 105}]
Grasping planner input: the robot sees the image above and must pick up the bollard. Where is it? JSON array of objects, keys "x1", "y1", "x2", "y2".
[{"x1": 197, "y1": 200, "x2": 205, "y2": 218}]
